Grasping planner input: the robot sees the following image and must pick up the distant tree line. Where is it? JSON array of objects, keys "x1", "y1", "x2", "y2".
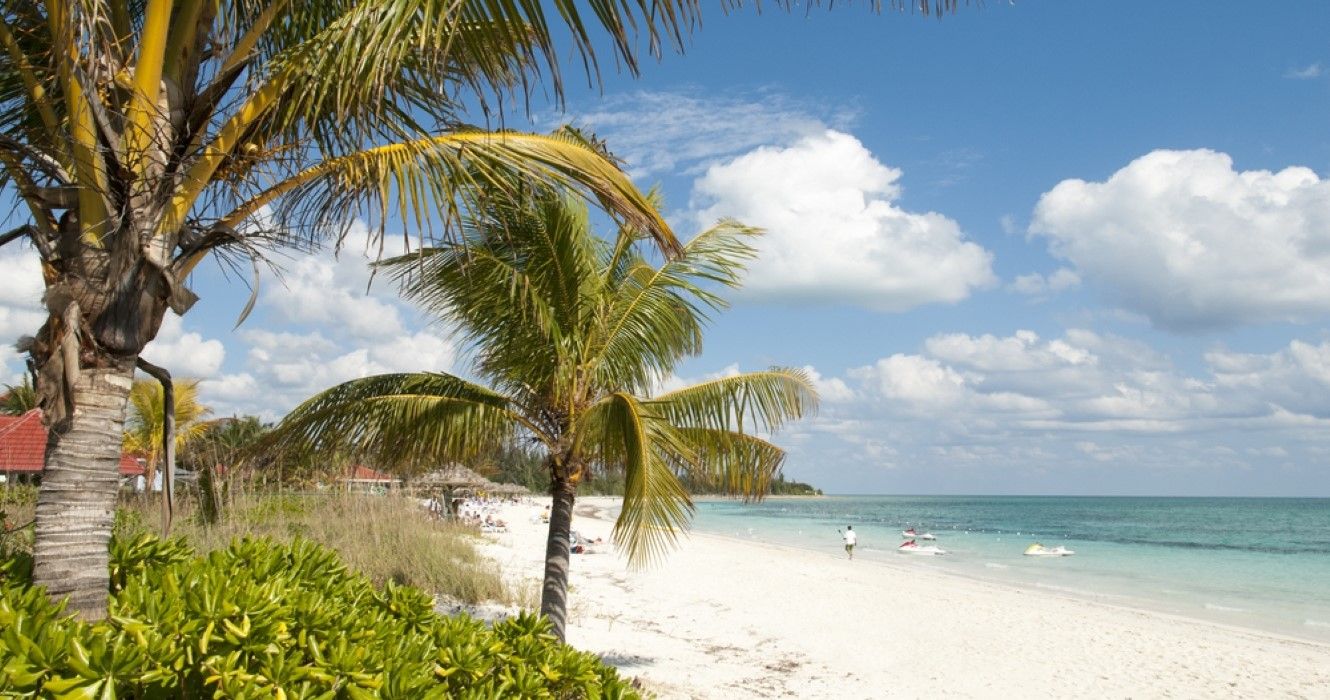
[{"x1": 479, "y1": 440, "x2": 821, "y2": 497}]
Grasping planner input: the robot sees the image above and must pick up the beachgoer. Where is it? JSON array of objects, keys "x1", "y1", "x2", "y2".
[{"x1": 843, "y1": 526, "x2": 857, "y2": 559}]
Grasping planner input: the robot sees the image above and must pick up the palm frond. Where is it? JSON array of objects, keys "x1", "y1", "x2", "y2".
[
  {"x1": 216, "y1": 130, "x2": 677, "y2": 260},
  {"x1": 649, "y1": 368, "x2": 819, "y2": 435},
  {"x1": 380, "y1": 190, "x2": 608, "y2": 399},
  {"x1": 673, "y1": 428, "x2": 786, "y2": 501},
  {"x1": 589, "y1": 220, "x2": 761, "y2": 393},
  {"x1": 122, "y1": 379, "x2": 214, "y2": 460},
  {"x1": 581, "y1": 392, "x2": 693, "y2": 566},
  {"x1": 264, "y1": 372, "x2": 526, "y2": 474}
]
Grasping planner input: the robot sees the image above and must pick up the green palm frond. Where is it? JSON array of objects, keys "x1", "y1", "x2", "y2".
[
  {"x1": 214, "y1": 130, "x2": 677, "y2": 264},
  {"x1": 582, "y1": 392, "x2": 693, "y2": 566},
  {"x1": 673, "y1": 428, "x2": 787, "y2": 501},
  {"x1": 650, "y1": 368, "x2": 818, "y2": 435},
  {"x1": 1, "y1": 375, "x2": 37, "y2": 415},
  {"x1": 380, "y1": 190, "x2": 605, "y2": 399},
  {"x1": 589, "y1": 220, "x2": 762, "y2": 392},
  {"x1": 264, "y1": 372, "x2": 526, "y2": 474}
]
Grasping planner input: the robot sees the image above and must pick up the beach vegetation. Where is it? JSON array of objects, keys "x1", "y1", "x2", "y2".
[
  {"x1": 0, "y1": 535, "x2": 639, "y2": 697},
  {"x1": 7, "y1": 488, "x2": 512, "y2": 606},
  {"x1": 264, "y1": 188, "x2": 818, "y2": 640},
  {"x1": 1, "y1": 0, "x2": 698, "y2": 619}
]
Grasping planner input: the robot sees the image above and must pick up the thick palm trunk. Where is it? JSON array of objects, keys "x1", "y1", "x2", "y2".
[
  {"x1": 539, "y1": 478, "x2": 577, "y2": 641},
  {"x1": 32, "y1": 359, "x2": 136, "y2": 620}
]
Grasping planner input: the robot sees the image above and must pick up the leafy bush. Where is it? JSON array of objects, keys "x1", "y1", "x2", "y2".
[
  {"x1": 0, "y1": 536, "x2": 639, "y2": 698},
  {"x1": 120, "y1": 493, "x2": 512, "y2": 605}
]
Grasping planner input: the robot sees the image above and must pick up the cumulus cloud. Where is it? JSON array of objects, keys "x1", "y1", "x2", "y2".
[
  {"x1": 140, "y1": 314, "x2": 226, "y2": 378},
  {"x1": 786, "y1": 329, "x2": 1330, "y2": 492},
  {"x1": 1030, "y1": 149, "x2": 1330, "y2": 331},
  {"x1": 802, "y1": 365, "x2": 855, "y2": 403},
  {"x1": 1010, "y1": 268, "x2": 1080, "y2": 296},
  {"x1": 0, "y1": 244, "x2": 44, "y2": 382},
  {"x1": 565, "y1": 90, "x2": 855, "y2": 177},
  {"x1": 1206, "y1": 339, "x2": 1330, "y2": 418},
  {"x1": 183, "y1": 221, "x2": 461, "y2": 418},
  {"x1": 691, "y1": 130, "x2": 996, "y2": 310},
  {"x1": 264, "y1": 239, "x2": 406, "y2": 340}
]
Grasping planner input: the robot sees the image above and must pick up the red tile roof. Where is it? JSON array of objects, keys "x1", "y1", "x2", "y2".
[
  {"x1": 343, "y1": 464, "x2": 398, "y2": 482},
  {"x1": 0, "y1": 409, "x2": 145, "y2": 477}
]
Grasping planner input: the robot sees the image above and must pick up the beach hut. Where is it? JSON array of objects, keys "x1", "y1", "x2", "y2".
[
  {"x1": 414, "y1": 464, "x2": 493, "y2": 517},
  {"x1": 338, "y1": 464, "x2": 401, "y2": 493}
]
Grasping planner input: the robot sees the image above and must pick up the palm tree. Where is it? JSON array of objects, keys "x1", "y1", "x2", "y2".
[
  {"x1": 1, "y1": 375, "x2": 37, "y2": 415},
  {"x1": 0, "y1": 0, "x2": 702, "y2": 618},
  {"x1": 122, "y1": 377, "x2": 212, "y2": 496},
  {"x1": 268, "y1": 189, "x2": 818, "y2": 640}
]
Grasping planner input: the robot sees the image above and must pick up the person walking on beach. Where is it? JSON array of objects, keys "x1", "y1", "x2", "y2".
[{"x1": 842, "y1": 526, "x2": 857, "y2": 560}]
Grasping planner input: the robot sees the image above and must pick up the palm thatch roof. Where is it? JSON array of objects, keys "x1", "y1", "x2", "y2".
[{"x1": 415, "y1": 464, "x2": 491, "y2": 489}]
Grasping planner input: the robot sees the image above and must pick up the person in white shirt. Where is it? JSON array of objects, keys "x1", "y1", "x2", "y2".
[{"x1": 842, "y1": 526, "x2": 857, "y2": 560}]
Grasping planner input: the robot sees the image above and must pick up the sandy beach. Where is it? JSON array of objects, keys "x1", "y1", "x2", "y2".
[{"x1": 472, "y1": 496, "x2": 1330, "y2": 699}]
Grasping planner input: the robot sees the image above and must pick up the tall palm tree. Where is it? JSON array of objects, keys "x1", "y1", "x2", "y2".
[
  {"x1": 268, "y1": 190, "x2": 818, "y2": 640},
  {"x1": 0, "y1": 0, "x2": 699, "y2": 618},
  {"x1": 1, "y1": 375, "x2": 37, "y2": 415},
  {"x1": 122, "y1": 377, "x2": 212, "y2": 496}
]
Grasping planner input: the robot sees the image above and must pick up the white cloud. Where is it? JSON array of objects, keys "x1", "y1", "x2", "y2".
[
  {"x1": 1010, "y1": 267, "x2": 1080, "y2": 296},
  {"x1": 1286, "y1": 62, "x2": 1323, "y2": 80},
  {"x1": 787, "y1": 329, "x2": 1330, "y2": 493},
  {"x1": 1206, "y1": 339, "x2": 1330, "y2": 418},
  {"x1": 802, "y1": 365, "x2": 855, "y2": 403},
  {"x1": 198, "y1": 373, "x2": 262, "y2": 405},
  {"x1": 265, "y1": 254, "x2": 404, "y2": 340},
  {"x1": 0, "y1": 244, "x2": 44, "y2": 382},
  {"x1": 1030, "y1": 149, "x2": 1330, "y2": 331},
  {"x1": 140, "y1": 314, "x2": 226, "y2": 378},
  {"x1": 691, "y1": 130, "x2": 996, "y2": 310},
  {"x1": 183, "y1": 221, "x2": 462, "y2": 418},
  {"x1": 566, "y1": 90, "x2": 855, "y2": 178}
]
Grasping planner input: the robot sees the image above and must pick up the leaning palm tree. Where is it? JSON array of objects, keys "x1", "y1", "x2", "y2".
[
  {"x1": 268, "y1": 189, "x2": 818, "y2": 640},
  {"x1": 0, "y1": 0, "x2": 706, "y2": 618},
  {"x1": 122, "y1": 378, "x2": 212, "y2": 497}
]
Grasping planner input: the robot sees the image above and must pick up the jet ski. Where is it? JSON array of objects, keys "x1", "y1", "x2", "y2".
[
  {"x1": 1023, "y1": 543, "x2": 1075, "y2": 557},
  {"x1": 897, "y1": 540, "x2": 948, "y2": 556},
  {"x1": 901, "y1": 528, "x2": 937, "y2": 541}
]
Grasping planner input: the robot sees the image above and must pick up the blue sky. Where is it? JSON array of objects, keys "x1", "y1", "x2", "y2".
[{"x1": 5, "y1": 1, "x2": 1330, "y2": 495}]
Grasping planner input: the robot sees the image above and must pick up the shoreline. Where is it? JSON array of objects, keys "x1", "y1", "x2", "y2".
[{"x1": 476, "y1": 496, "x2": 1330, "y2": 698}]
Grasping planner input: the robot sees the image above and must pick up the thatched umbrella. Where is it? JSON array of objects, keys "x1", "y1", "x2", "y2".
[{"x1": 415, "y1": 464, "x2": 493, "y2": 517}]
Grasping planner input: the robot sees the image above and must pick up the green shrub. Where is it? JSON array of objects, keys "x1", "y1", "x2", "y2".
[
  {"x1": 1, "y1": 536, "x2": 639, "y2": 698},
  {"x1": 121, "y1": 493, "x2": 513, "y2": 605}
]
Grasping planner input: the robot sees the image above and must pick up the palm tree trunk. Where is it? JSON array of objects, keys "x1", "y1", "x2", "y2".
[
  {"x1": 32, "y1": 359, "x2": 136, "y2": 620},
  {"x1": 539, "y1": 477, "x2": 576, "y2": 641}
]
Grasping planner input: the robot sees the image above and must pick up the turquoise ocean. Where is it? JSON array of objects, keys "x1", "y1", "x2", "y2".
[{"x1": 688, "y1": 496, "x2": 1330, "y2": 642}]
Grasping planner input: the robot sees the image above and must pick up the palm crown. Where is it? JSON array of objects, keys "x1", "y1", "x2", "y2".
[
  {"x1": 269, "y1": 189, "x2": 818, "y2": 638},
  {"x1": 122, "y1": 378, "x2": 212, "y2": 478}
]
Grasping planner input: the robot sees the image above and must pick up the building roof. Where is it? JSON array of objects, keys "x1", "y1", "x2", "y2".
[
  {"x1": 341, "y1": 464, "x2": 399, "y2": 483},
  {"x1": 0, "y1": 409, "x2": 145, "y2": 476}
]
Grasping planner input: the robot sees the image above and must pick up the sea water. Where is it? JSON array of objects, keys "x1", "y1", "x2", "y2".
[{"x1": 689, "y1": 496, "x2": 1330, "y2": 642}]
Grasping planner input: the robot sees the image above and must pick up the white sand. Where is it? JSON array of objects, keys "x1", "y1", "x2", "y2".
[{"x1": 474, "y1": 497, "x2": 1330, "y2": 699}]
